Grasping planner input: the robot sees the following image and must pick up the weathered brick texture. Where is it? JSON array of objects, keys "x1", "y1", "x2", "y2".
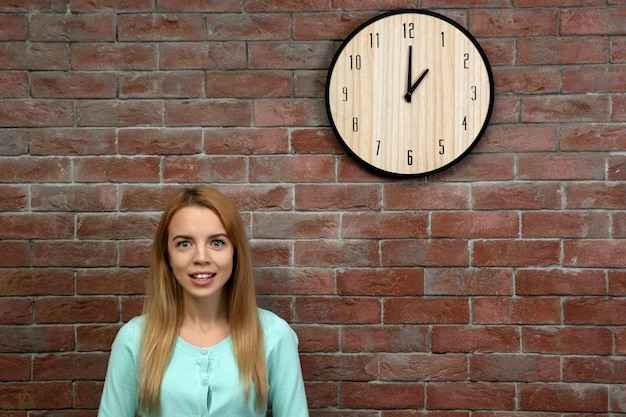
[{"x1": 1, "y1": 1, "x2": 625, "y2": 416}]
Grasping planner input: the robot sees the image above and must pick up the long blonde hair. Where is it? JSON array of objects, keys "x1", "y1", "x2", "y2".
[{"x1": 138, "y1": 186, "x2": 267, "y2": 412}]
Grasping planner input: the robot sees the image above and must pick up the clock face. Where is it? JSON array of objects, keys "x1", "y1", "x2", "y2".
[{"x1": 326, "y1": 10, "x2": 494, "y2": 176}]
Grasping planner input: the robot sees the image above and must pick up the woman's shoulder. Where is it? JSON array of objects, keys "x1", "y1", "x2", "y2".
[
  {"x1": 113, "y1": 315, "x2": 145, "y2": 346},
  {"x1": 257, "y1": 308, "x2": 298, "y2": 342}
]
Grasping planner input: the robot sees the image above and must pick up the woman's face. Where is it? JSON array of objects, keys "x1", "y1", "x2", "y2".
[{"x1": 167, "y1": 206, "x2": 234, "y2": 304}]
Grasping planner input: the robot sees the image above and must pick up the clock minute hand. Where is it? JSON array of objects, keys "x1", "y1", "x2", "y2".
[{"x1": 404, "y1": 68, "x2": 429, "y2": 102}]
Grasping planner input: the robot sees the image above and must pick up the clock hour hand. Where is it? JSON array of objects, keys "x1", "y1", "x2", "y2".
[{"x1": 405, "y1": 46, "x2": 429, "y2": 102}]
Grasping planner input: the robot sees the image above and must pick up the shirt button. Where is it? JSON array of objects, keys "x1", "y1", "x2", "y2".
[
  {"x1": 201, "y1": 348, "x2": 208, "y2": 355},
  {"x1": 201, "y1": 379, "x2": 209, "y2": 386}
]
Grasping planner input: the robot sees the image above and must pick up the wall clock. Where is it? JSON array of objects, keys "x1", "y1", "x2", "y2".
[{"x1": 325, "y1": 9, "x2": 494, "y2": 176}]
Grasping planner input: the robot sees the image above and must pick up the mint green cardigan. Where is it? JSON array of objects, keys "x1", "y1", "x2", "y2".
[{"x1": 98, "y1": 309, "x2": 309, "y2": 417}]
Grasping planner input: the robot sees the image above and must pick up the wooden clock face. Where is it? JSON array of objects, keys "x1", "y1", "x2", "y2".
[{"x1": 326, "y1": 10, "x2": 494, "y2": 176}]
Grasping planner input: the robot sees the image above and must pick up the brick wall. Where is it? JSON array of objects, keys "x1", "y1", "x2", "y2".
[{"x1": 1, "y1": 0, "x2": 626, "y2": 415}]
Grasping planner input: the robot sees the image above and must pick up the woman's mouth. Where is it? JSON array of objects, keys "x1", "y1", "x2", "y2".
[{"x1": 190, "y1": 273, "x2": 215, "y2": 281}]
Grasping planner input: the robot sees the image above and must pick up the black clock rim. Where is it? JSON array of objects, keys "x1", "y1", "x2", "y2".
[{"x1": 324, "y1": 8, "x2": 495, "y2": 178}]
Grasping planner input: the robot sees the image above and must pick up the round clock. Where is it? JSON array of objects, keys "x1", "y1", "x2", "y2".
[{"x1": 325, "y1": 10, "x2": 494, "y2": 176}]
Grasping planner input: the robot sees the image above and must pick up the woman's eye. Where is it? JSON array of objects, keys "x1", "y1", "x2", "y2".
[
  {"x1": 176, "y1": 240, "x2": 191, "y2": 248},
  {"x1": 211, "y1": 240, "x2": 225, "y2": 248}
]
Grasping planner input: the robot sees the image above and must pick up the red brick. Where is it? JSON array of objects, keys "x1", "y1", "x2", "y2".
[
  {"x1": 296, "y1": 184, "x2": 382, "y2": 210},
  {"x1": 337, "y1": 268, "x2": 424, "y2": 296},
  {"x1": 120, "y1": 71, "x2": 204, "y2": 98},
  {"x1": 518, "y1": 152, "x2": 605, "y2": 180},
  {"x1": 617, "y1": 328, "x2": 626, "y2": 355},
  {"x1": 432, "y1": 211, "x2": 518, "y2": 238},
  {"x1": 566, "y1": 182, "x2": 626, "y2": 209},
  {"x1": 385, "y1": 298, "x2": 469, "y2": 325},
  {"x1": 0, "y1": 326, "x2": 74, "y2": 353},
  {"x1": 340, "y1": 382, "x2": 424, "y2": 409},
  {"x1": 564, "y1": 298, "x2": 626, "y2": 325},
  {"x1": 0, "y1": 42, "x2": 68, "y2": 70},
  {"x1": 380, "y1": 353, "x2": 467, "y2": 380},
  {"x1": 31, "y1": 184, "x2": 117, "y2": 211},
  {"x1": 75, "y1": 380, "x2": 104, "y2": 409},
  {"x1": 254, "y1": 98, "x2": 327, "y2": 127},
  {"x1": 612, "y1": 36, "x2": 626, "y2": 62},
  {"x1": 158, "y1": 0, "x2": 239, "y2": 12},
  {"x1": 294, "y1": 240, "x2": 378, "y2": 267},
  {"x1": 611, "y1": 385, "x2": 626, "y2": 413},
  {"x1": 165, "y1": 100, "x2": 251, "y2": 126},
  {"x1": 609, "y1": 155, "x2": 626, "y2": 180},
  {"x1": 494, "y1": 66, "x2": 559, "y2": 94},
  {"x1": 0, "y1": 268, "x2": 74, "y2": 296},
  {"x1": 0, "y1": 100, "x2": 74, "y2": 127},
  {"x1": 72, "y1": 0, "x2": 153, "y2": 12},
  {"x1": 162, "y1": 155, "x2": 247, "y2": 183},
  {"x1": 32, "y1": 241, "x2": 117, "y2": 267},
  {"x1": 517, "y1": 268, "x2": 606, "y2": 296},
  {"x1": 522, "y1": 95, "x2": 610, "y2": 122},
  {"x1": 76, "y1": 325, "x2": 120, "y2": 351},
  {"x1": 74, "y1": 156, "x2": 160, "y2": 182},
  {"x1": 479, "y1": 124, "x2": 558, "y2": 153},
  {"x1": 0, "y1": 185, "x2": 28, "y2": 210},
  {"x1": 564, "y1": 239, "x2": 626, "y2": 268},
  {"x1": 522, "y1": 211, "x2": 610, "y2": 238},
  {"x1": 77, "y1": 100, "x2": 162, "y2": 127},
  {"x1": 121, "y1": 296, "x2": 144, "y2": 321},
  {"x1": 523, "y1": 327, "x2": 613, "y2": 355},
  {"x1": 470, "y1": 9, "x2": 558, "y2": 36},
  {"x1": 296, "y1": 297, "x2": 381, "y2": 324},
  {"x1": 0, "y1": 241, "x2": 29, "y2": 267},
  {"x1": 431, "y1": 154, "x2": 515, "y2": 182},
  {"x1": 0, "y1": 71, "x2": 28, "y2": 97},
  {"x1": 0, "y1": 129, "x2": 29, "y2": 155},
  {"x1": 77, "y1": 213, "x2": 159, "y2": 239},
  {"x1": 384, "y1": 183, "x2": 469, "y2": 210},
  {"x1": 119, "y1": 128, "x2": 202, "y2": 154},
  {"x1": 0, "y1": 213, "x2": 73, "y2": 239},
  {"x1": 517, "y1": 37, "x2": 608, "y2": 64},
  {"x1": 473, "y1": 297, "x2": 561, "y2": 324},
  {"x1": 0, "y1": 355, "x2": 30, "y2": 380},
  {"x1": 0, "y1": 382, "x2": 72, "y2": 410},
  {"x1": 34, "y1": 297, "x2": 118, "y2": 323},
  {"x1": 293, "y1": 12, "x2": 375, "y2": 40},
  {"x1": 561, "y1": 124, "x2": 626, "y2": 151},
  {"x1": 382, "y1": 240, "x2": 469, "y2": 267},
  {"x1": 471, "y1": 354, "x2": 560, "y2": 382},
  {"x1": 561, "y1": 7, "x2": 626, "y2": 35},
  {"x1": 519, "y1": 383, "x2": 608, "y2": 412},
  {"x1": 119, "y1": 240, "x2": 152, "y2": 267},
  {"x1": 0, "y1": 0, "x2": 64, "y2": 12},
  {"x1": 71, "y1": 43, "x2": 157, "y2": 70},
  {"x1": 609, "y1": 270, "x2": 626, "y2": 296},
  {"x1": 206, "y1": 13, "x2": 290, "y2": 40},
  {"x1": 432, "y1": 326, "x2": 520, "y2": 353},
  {"x1": 204, "y1": 127, "x2": 289, "y2": 154},
  {"x1": 255, "y1": 267, "x2": 335, "y2": 295},
  {"x1": 343, "y1": 326, "x2": 430, "y2": 353},
  {"x1": 292, "y1": 324, "x2": 339, "y2": 353},
  {"x1": 291, "y1": 128, "x2": 344, "y2": 154},
  {"x1": 30, "y1": 128, "x2": 117, "y2": 155},
  {"x1": 248, "y1": 41, "x2": 332, "y2": 69},
  {"x1": 0, "y1": 157, "x2": 71, "y2": 183},
  {"x1": 245, "y1": 0, "x2": 331, "y2": 12},
  {"x1": 30, "y1": 14, "x2": 115, "y2": 41},
  {"x1": 33, "y1": 352, "x2": 108, "y2": 380},
  {"x1": 300, "y1": 353, "x2": 377, "y2": 381},
  {"x1": 32, "y1": 71, "x2": 116, "y2": 98},
  {"x1": 250, "y1": 155, "x2": 335, "y2": 182},
  {"x1": 160, "y1": 42, "x2": 246, "y2": 70},
  {"x1": 343, "y1": 212, "x2": 428, "y2": 239},
  {"x1": 206, "y1": 70, "x2": 291, "y2": 98},
  {"x1": 118, "y1": 14, "x2": 205, "y2": 41},
  {"x1": 76, "y1": 268, "x2": 147, "y2": 296},
  {"x1": 0, "y1": 15, "x2": 26, "y2": 41},
  {"x1": 425, "y1": 268, "x2": 513, "y2": 296},
  {"x1": 253, "y1": 212, "x2": 339, "y2": 238},
  {"x1": 564, "y1": 66, "x2": 626, "y2": 94},
  {"x1": 428, "y1": 382, "x2": 516, "y2": 410},
  {"x1": 473, "y1": 240, "x2": 560, "y2": 267},
  {"x1": 0, "y1": 299, "x2": 32, "y2": 324}
]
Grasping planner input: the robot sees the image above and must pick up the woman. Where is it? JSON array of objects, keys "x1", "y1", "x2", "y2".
[{"x1": 98, "y1": 186, "x2": 309, "y2": 417}]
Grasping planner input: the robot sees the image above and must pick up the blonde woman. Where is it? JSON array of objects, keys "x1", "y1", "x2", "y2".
[{"x1": 98, "y1": 186, "x2": 309, "y2": 417}]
